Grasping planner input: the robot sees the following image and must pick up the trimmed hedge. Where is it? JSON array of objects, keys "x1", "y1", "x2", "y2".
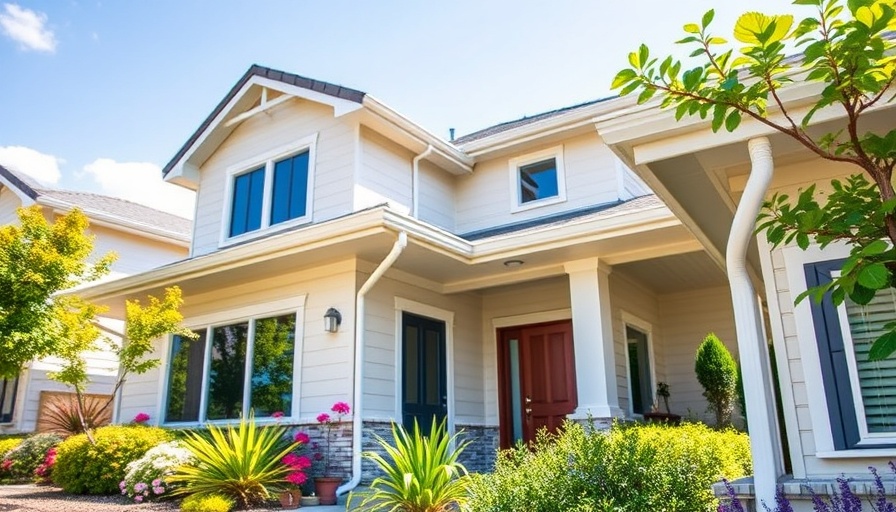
[
  {"x1": 466, "y1": 421, "x2": 752, "y2": 512},
  {"x1": 53, "y1": 425, "x2": 171, "y2": 494}
]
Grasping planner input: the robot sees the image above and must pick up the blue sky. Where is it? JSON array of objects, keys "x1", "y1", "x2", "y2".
[{"x1": 0, "y1": 0, "x2": 788, "y2": 218}]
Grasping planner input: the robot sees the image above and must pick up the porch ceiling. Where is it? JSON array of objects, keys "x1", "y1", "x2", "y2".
[{"x1": 615, "y1": 250, "x2": 728, "y2": 295}]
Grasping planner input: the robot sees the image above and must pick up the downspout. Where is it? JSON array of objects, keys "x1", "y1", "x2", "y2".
[
  {"x1": 726, "y1": 137, "x2": 783, "y2": 508},
  {"x1": 337, "y1": 231, "x2": 408, "y2": 496},
  {"x1": 411, "y1": 145, "x2": 434, "y2": 218}
]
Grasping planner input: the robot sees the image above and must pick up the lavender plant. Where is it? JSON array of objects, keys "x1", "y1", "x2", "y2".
[{"x1": 718, "y1": 463, "x2": 896, "y2": 512}]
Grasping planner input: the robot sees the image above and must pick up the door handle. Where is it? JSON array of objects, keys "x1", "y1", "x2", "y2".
[
  {"x1": 525, "y1": 407, "x2": 532, "y2": 417},
  {"x1": 525, "y1": 395, "x2": 532, "y2": 404}
]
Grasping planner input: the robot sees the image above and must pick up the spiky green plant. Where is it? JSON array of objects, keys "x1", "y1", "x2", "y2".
[
  {"x1": 349, "y1": 418, "x2": 470, "y2": 512},
  {"x1": 168, "y1": 413, "x2": 299, "y2": 509}
]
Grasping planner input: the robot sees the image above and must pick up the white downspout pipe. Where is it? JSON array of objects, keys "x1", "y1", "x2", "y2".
[
  {"x1": 727, "y1": 137, "x2": 783, "y2": 508},
  {"x1": 337, "y1": 231, "x2": 408, "y2": 496},
  {"x1": 411, "y1": 145, "x2": 434, "y2": 218}
]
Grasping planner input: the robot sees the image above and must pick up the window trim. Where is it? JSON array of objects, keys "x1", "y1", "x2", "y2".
[
  {"x1": 784, "y1": 242, "x2": 896, "y2": 454},
  {"x1": 0, "y1": 375, "x2": 19, "y2": 424},
  {"x1": 621, "y1": 311, "x2": 657, "y2": 418},
  {"x1": 160, "y1": 295, "x2": 307, "y2": 427},
  {"x1": 508, "y1": 145, "x2": 566, "y2": 213},
  {"x1": 219, "y1": 134, "x2": 318, "y2": 247}
]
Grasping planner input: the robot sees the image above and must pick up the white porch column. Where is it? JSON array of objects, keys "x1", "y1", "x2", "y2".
[
  {"x1": 564, "y1": 257, "x2": 621, "y2": 419},
  {"x1": 728, "y1": 138, "x2": 784, "y2": 508}
]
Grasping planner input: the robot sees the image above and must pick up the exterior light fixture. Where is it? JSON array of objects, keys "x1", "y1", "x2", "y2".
[
  {"x1": 503, "y1": 259, "x2": 524, "y2": 268},
  {"x1": 324, "y1": 308, "x2": 342, "y2": 333}
]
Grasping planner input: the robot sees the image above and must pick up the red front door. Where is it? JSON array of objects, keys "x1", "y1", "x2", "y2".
[{"x1": 498, "y1": 321, "x2": 577, "y2": 448}]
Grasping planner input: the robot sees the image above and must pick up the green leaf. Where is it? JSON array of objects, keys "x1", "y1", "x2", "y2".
[
  {"x1": 796, "y1": 232, "x2": 810, "y2": 249},
  {"x1": 861, "y1": 240, "x2": 890, "y2": 256},
  {"x1": 725, "y1": 110, "x2": 742, "y2": 132},
  {"x1": 711, "y1": 103, "x2": 727, "y2": 132},
  {"x1": 611, "y1": 69, "x2": 637, "y2": 90},
  {"x1": 857, "y1": 262, "x2": 889, "y2": 289},
  {"x1": 868, "y1": 331, "x2": 896, "y2": 361},
  {"x1": 638, "y1": 44, "x2": 649, "y2": 70},
  {"x1": 702, "y1": 9, "x2": 715, "y2": 28},
  {"x1": 849, "y1": 283, "x2": 878, "y2": 304},
  {"x1": 684, "y1": 23, "x2": 700, "y2": 34}
]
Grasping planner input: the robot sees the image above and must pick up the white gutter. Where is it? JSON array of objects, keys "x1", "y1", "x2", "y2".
[
  {"x1": 726, "y1": 137, "x2": 782, "y2": 508},
  {"x1": 411, "y1": 145, "x2": 434, "y2": 218},
  {"x1": 338, "y1": 231, "x2": 408, "y2": 496}
]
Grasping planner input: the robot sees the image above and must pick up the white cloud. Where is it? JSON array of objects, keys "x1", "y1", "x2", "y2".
[
  {"x1": 81, "y1": 159, "x2": 196, "y2": 219},
  {"x1": 0, "y1": 3, "x2": 56, "y2": 53},
  {"x1": 0, "y1": 145, "x2": 62, "y2": 185}
]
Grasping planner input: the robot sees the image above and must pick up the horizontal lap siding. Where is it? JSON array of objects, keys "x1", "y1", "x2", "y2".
[
  {"x1": 609, "y1": 271, "x2": 662, "y2": 416},
  {"x1": 88, "y1": 224, "x2": 187, "y2": 275},
  {"x1": 455, "y1": 133, "x2": 620, "y2": 234},
  {"x1": 119, "y1": 260, "x2": 358, "y2": 425},
  {"x1": 363, "y1": 271, "x2": 482, "y2": 424},
  {"x1": 0, "y1": 188, "x2": 22, "y2": 225},
  {"x1": 356, "y1": 128, "x2": 412, "y2": 214},
  {"x1": 417, "y1": 160, "x2": 455, "y2": 231},
  {"x1": 191, "y1": 100, "x2": 355, "y2": 256},
  {"x1": 658, "y1": 286, "x2": 737, "y2": 425},
  {"x1": 18, "y1": 369, "x2": 115, "y2": 433}
]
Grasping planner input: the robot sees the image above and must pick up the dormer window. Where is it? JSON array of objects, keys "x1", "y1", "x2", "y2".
[
  {"x1": 509, "y1": 146, "x2": 566, "y2": 213},
  {"x1": 223, "y1": 134, "x2": 317, "y2": 243}
]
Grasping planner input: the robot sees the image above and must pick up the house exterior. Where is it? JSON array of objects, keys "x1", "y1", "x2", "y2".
[
  {"x1": 599, "y1": 80, "x2": 896, "y2": 509},
  {"x1": 0, "y1": 165, "x2": 191, "y2": 433},
  {"x1": 78, "y1": 65, "x2": 747, "y2": 491}
]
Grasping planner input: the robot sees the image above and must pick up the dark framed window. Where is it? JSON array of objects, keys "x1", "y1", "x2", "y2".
[
  {"x1": 0, "y1": 376, "x2": 18, "y2": 423},
  {"x1": 806, "y1": 259, "x2": 896, "y2": 449},
  {"x1": 519, "y1": 158, "x2": 559, "y2": 204},
  {"x1": 229, "y1": 167, "x2": 265, "y2": 237},
  {"x1": 271, "y1": 151, "x2": 310, "y2": 226}
]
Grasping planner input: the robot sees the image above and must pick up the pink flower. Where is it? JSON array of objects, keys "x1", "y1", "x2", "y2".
[
  {"x1": 331, "y1": 402, "x2": 351, "y2": 415},
  {"x1": 134, "y1": 495, "x2": 143, "y2": 503},
  {"x1": 316, "y1": 413, "x2": 331, "y2": 423},
  {"x1": 151, "y1": 478, "x2": 161, "y2": 487},
  {"x1": 119, "y1": 481, "x2": 127, "y2": 490},
  {"x1": 283, "y1": 453, "x2": 301, "y2": 467},
  {"x1": 294, "y1": 432, "x2": 310, "y2": 444},
  {"x1": 133, "y1": 412, "x2": 150, "y2": 424},
  {"x1": 295, "y1": 455, "x2": 311, "y2": 469},
  {"x1": 272, "y1": 411, "x2": 285, "y2": 418},
  {"x1": 153, "y1": 486, "x2": 164, "y2": 495},
  {"x1": 286, "y1": 471, "x2": 308, "y2": 485}
]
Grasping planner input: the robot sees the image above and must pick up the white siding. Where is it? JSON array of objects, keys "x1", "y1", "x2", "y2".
[
  {"x1": 657, "y1": 286, "x2": 738, "y2": 424},
  {"x1": 417, "y1": 160, "x2": 455, "y2": 231},
  {"x1": 191, "y1": 100, "x2": 356, "y2": 256},
  {"x1": 455, "y1": 133, "x2": 621, "y2": 234},
  {"x1": 119, "y1": 260, "x2": 358, "y2": 425},
  {"x1": 0, "y1": 187, "x2": 23, "y2": 225},
  {"x1": 362, "y1": 270, "x2": 483, "y2": 424},
  {"x1": 87, "y1": 224, "x2": 187, "y2": 279},
  {"x1": 355, "y1": 128, "x2": 412, "y2": 214}
]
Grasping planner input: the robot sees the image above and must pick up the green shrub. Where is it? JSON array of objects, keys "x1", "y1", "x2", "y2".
[
  {"x1": 0, "y1": 433, "x2": 61, "y2": 482},
  {"x1": 121, "y1": 440, "x2": 195, "y2": 502},
  {"x1": 349, "y1": 419, "x2": 469, "y2": 512},
  {"x1": 168, "y1": 413, "x2": 300, "y2": 509},
  {"x1": 695, "y1": 333, "x2": 738, "y2": 426},
  {"x1": 465, "y1": 421, "x2": 752, "y2": 512},
  {"x1": 53, "y1": 425, "x2": 171, "y2": 494},
  {"x1": 0, "y1": 437, "x2": 23, "y2": 458},
  {"x1": 180, "y1": 493, "x2": 235, "y2": 512}
]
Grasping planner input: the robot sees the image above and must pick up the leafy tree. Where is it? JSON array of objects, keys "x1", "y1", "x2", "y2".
[
  {"x1": 612, "y1": 0, "x2": 896, "y2": 359},
  {"x1": 0, "y1": 206, "x2": 115, "y2": 378},
  {"x1": 695, "y1": 333, "x2": 739, "y2": 427}
]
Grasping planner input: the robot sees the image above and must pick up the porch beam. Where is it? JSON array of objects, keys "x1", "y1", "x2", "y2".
[{"x1": 564, "y1": 257, "x2": 621, "y2": 419}]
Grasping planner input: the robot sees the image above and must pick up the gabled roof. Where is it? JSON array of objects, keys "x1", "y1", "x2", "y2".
[
  {"x1": 162, "y1": 65, "x2": 366, "y2": 178},
  {"x1": 0, "y1": 164, "x2": 191, "y2": 242}
]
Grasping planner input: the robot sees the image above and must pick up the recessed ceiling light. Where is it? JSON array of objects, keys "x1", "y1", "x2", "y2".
[{"x1": 503, "y1": 259, "x2": 524, "y2": 268}]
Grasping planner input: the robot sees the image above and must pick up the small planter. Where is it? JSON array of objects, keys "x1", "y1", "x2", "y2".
[
  {"x1": 301, "y1": 495, "x2": 320, "y2": 506},
  {"x1": 314, "y1": 477, "x2": 342, "y2": 506},
  {"x1": 278, "y1": 489, "x2": 302, "y2": 509},
  {"x1": 643, "y1": 412, "x2": 682, "y2": 425}
]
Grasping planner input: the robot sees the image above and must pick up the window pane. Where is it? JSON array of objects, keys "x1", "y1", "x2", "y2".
[
  {"x1": 425, "y1": 329, "x2": 441, "y2": 406},
  {"x1": 250, "y1": 314, "x2": 296, "y2": 417},
  {"x1": 519, "y1": 158, "x2": 558, "y2": 204},
  {"x1": 271, "y1": 151, "x2": 309, "y2": 225},
  {"x1": 404, "y1": 326, "x2": 418, "y2": 404},
  {"x1": 165, "y1": 330, "x2": 206, "y2": 422},
  {"x1": 626, "y1": 326, "x2": 652, "y2": 415},
  {"x1": 230, "y1": 167, "x2": 265, "y2": 237},
  {"x1": 0, "y1": 376, "x2": 18, "y2": 423},
  {"x1": 845, "y1": 290, "x2": 896, "y2": 433},
  {"x1": 207, "y1": 322, "x2": 248, "y2": 420}
]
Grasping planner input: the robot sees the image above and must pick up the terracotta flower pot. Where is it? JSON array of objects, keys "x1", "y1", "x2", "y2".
[
  {"x1": 278, "y1": 489, "x2": 302, "y2": 509},
  {"x1": 314, "y1": 477, "x2": 342, "y2": 506}
]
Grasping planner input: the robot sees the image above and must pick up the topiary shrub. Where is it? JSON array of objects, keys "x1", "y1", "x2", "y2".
[
  {"x1": 695, "y1": 333, "x2": 739, "y2": 427},
  {"x1": 0, "y1": 433, "x2": 61, "y2": 482},
  {"x1": 120, "y1": 440, "x2": 195, "y2": 502},
  {"x1": 53, "y1": 425, "x2": 171, "y2": 494},
  {"x1": 180, "y1": 493, "x2": 235, "y2": 512},
  {"x1": 466, "y1": 421, "x2": 752, "y2": 512}
]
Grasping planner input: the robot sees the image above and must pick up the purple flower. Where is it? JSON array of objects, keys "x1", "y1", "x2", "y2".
[
  {"x1": 153, "y1": 486, "x2": 164, "y2": 495},
  {"x1": 119, "y1": 480, "x2": 126, "y2": 489},
  {"x1": 151, "y1": 478, "x2": 161, "y2": 487},
  {"x1": 134, "y1": 482, "x2": 147, "y2": 492},
  {"x1": 134, "y1": 495, "x2": 143, "y2": 503}
]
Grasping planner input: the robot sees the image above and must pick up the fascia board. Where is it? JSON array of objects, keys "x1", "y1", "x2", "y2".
[{"x1": 0, "y1": 175, "x2": 37, "y2": 206}]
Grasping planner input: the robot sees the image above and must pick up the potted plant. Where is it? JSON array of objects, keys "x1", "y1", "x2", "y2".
[
  {"x1": 643, "y1": 382, "x2": 681, "y2": 425},
  {"x1": 279, "y1": 431, "x2": 312, "y2": 509},
  {"x1": 312, "y1": 402, "x2": 350, "y2": 506}
]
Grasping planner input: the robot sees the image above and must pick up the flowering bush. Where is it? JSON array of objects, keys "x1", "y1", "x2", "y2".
[
  {"x1": 120, "y1": 440, "x2": 194, "y2": 503},
  {"x1": 719, "y1": 462, "x2": 896, "y2": 512},
  {"x1": 133, "y1": 412, "x2": 150, "y2": 424},
  {"x1": 282, "y1": 431, "x2": 312, "y2": 487},
  {"x1": 316, "y1": 401, "x2": 350, "y2": 476},
  {"x1": 33, "y1": 447, "x2": 57, "y2": 483},
  {"x1": 0, "y1": 433, "x2": 61, "y2": 483}
]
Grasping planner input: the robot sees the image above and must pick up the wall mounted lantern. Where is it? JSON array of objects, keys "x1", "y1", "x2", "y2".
[{"x1": 324, "y1": 308, "x2": 342, "y2": 333}]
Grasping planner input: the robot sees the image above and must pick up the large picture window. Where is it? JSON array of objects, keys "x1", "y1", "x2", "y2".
[
  {"x1": 164, "y1": 311, "x2": 298, "y2": 424},
  {"x1": 224, "y1": 135, "x2": 317, "y2": 242}
]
